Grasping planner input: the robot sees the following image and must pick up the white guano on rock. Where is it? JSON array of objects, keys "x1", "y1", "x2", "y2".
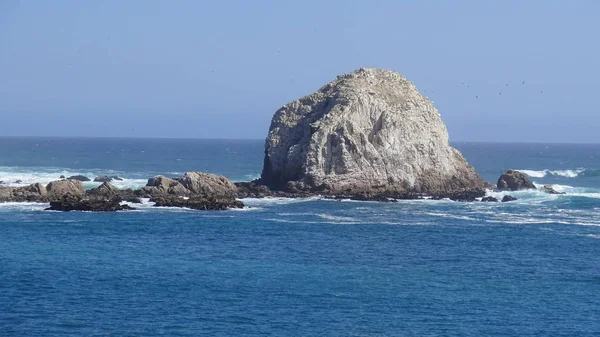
[{"x1": 261, "y1": 68, "x2": 485, "y2": 195}]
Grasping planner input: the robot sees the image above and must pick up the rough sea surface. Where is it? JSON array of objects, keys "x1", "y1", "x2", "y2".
[{"x1": 1, "y1": 138, "x2": 599, "y2": 336}]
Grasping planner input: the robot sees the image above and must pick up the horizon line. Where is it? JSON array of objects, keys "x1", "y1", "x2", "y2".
[{"x1": 0, "y1": 135, "x2": 599, "y2": 145}]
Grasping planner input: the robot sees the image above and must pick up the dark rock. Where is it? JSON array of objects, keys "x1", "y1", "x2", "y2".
[
  {"x1": 445, "y1": 189, "x2": 486, "y2": 202},
  {"x1": 542, "y1": 185, "x2": 565, "y2": 195},
  {"x1": 481, "y1": 196, "x2": 499, "y2": 202},
  {"x1": 501, "y1": 195, "x2": 518, "y2": 202},
  {"x1": 151, "y1": 195, "x2": 244, "y2": 210},
  {"x1": 497, "y1": 170, "x2": 536, "y2": 191},
  {"x1": 15, "y1": 180, "x2": 23, "y2": 184},
  {"x1": 45, "y1": 195, "x2": 135, "y2": 212},
  {"x1": 60, "y1": 175, "x2": 65, "y2": 179},
  {"x1": 93, "y1": 175, "x2": 122, "y2": 183},
  {"x1": 235, "y1": 181, "x2": 272, "y2": 198},
  {"x1": 67, "y1": 175, "x2": 91, "y2": 182},
  {"x1": 118, "y1": 189, "x2": 144, "y2": 203}
]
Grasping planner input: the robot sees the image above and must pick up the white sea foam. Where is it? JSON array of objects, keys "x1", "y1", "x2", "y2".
[
  {"x1": 0, "y1": 166, "x2": 148, "y2": 189},
  {"x1": 241, "y1": 196, "x2": 322, "y2": 207},
  {"x1": 0, "y1": 202, "x2": 48, "y2": 212},
  {"x1": 517, "y1": 169, "x2": 584, "y2": 178},
  {"x1": 316, "y1": 213, "x2": 363, "y2": 224}
]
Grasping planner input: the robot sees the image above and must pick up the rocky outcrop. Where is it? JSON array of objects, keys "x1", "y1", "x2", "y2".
[
  {"x1": 260, "y1": 68, "x2": 485, "y2": 197},
  {"x1": 176, "y1": 172, "x2": 238, "y2": 198},
  {"x1": 0, "y1": 183, "x2": 48, "y2": 202},
  {"x1": 68, "y1": 175, "x2": 91, "y2": 182},
  {"x1": 94, "y1": 175, "x2": 123, "y2": 183},
  {"x1": 46, "y1": 195, "x2": 135, "y2": 212},
  {"x1": 481, "y1": 196, "x2": 499, "y2": 202},
  {"x1": 46, "y1": 179, "x2": 85, "y2": 198},
  {"x1": 151, "y1": 195, "x2": 244, "y2": 211},
  {"x1": 142, "y1": 175, "x2": 189, "y2": 196},
  {"x1": 497, "y1": 170, "x2": 536, "y2": 191}
]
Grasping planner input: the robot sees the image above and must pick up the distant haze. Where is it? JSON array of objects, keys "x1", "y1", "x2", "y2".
[{"x1": 1, "y1": 1, "x2": 598, "y2": 142}]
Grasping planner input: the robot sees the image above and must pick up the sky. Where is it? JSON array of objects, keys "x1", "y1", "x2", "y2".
[{"x1": 0, "y1": 0, "x2": 598, "y2": 142}]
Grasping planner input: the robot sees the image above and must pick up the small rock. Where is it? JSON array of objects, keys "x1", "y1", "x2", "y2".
[
  {"x1": 481, "y1": 196, "x2": 499, "y2": 202},
  {"x1": 93, "y1": 175, "x2": 122, "y2": 183},
  {"x1": 501, "y1": 195, "x2": 518, "y2": 202},
  {"x1": 497, "y1": 170, "x2": 536, "y2": 191},
  {"x1": 60, "y1": 175, "x2": 65, "y2": 179},
  {"x1": 15, "y1": 180, "x2": 23, "y2": 184}
]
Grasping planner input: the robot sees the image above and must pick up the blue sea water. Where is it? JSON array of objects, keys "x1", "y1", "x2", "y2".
[{"x1": 1, "y1": 137, "x2": 599, "y2": 336}]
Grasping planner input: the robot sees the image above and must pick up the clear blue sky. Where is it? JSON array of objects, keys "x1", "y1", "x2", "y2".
[{"x1": 1, "y1": 1, "x2": 598, "y2": 142}]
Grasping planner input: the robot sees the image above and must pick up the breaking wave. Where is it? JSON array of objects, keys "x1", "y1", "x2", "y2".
[{"x1": 517, "y1": 168, "x2": 600, "y2": 178}]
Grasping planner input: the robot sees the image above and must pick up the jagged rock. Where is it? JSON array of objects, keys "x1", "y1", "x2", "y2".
[
  {"x1": 143, "y1": 175, "x2": 189, "y2": 196},
  {"x1": 46, "y1": 195, "x2": 135, "y2": 212},
  {"x1": 175, "y1": 172, "x2": 238, "y2": 198},
  {"x1": 542, "y1": 185, "x2": 565, "y2": 195},
  {"x1": 501, "y1": 195, "x2": 518, "y2": 202},
  {"x1": 15, "y1": 180, "x2": 23, "y2": 184},
  {"x1": 260, "y1": 68, "x2": 485, "y2": 196},
  {"x1": 87, "y1": 182, "x2": 120, "y2": 197},
  {"x1": 481, "y1": 196, "x2": 499, "y2": 202},
  {"x1": 68, "y1": 175, "x2": 91, "y2": 182},
  {"x1": 151, "y1": 195, "x2": 244, "y2": 211},
  {"x1": 93, "y1": 175, "x2": 123, "y2": 183},
  {"x1": 497, "y1": 170, "x2": 536, "y2": 191},
  {"x1": 46, "y1": 179, "x2": 85, "y2": 198}
]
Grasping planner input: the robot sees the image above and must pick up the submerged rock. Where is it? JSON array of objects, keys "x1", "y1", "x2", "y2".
[
  {"x1": 481, "y1": 196, "x2": 499, "y2": 202},
  {"x1": 93, "y1": 175, "x2": 123, "y2": 183},
  {"x1": 68, "y1": 175, "x2": 91, "y2": 182},
  {"x1": 46, "y1": 195, "x2": 135, "y2": 212},
  {"x1": 151, "y1": 195, "x2": 244, "y2": 211},
  {"x1": 260, "y1": 68, "x2": 485, "y2": 197},
  {"x1": 542, "y1": 185, "x2": 566, "y2": 195},
  {"x1": 497, "y1": 170, "x2": 536, "y2": 191},
  {"x1": 501, "y1": 195, "x2": 518, "y2": 202}
]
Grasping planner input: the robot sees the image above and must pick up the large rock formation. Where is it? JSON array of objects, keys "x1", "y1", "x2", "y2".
[
  {"x1": 260, "y1": 68, "x2": 485, "y2": 196},
  {"x1": 497, "y1": 170, "x2": 536, "y2": 191}
]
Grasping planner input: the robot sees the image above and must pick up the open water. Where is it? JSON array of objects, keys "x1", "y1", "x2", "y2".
[{"x1": 1, "y1": 138, "x2": 599, "y2": 336}]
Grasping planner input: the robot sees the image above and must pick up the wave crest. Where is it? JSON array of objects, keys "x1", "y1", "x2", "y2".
[{"x1": 517, "y1": 168, "x2": 600, "y2": 178}]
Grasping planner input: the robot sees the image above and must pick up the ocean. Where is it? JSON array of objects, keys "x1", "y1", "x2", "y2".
[{"x1": 1, "y1": 137, "x2": 599, "y2": 336}]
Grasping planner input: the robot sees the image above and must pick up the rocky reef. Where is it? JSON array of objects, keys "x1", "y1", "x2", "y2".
[{"x1": 0, "y1": 172, "x2": 244, "y2": 212}]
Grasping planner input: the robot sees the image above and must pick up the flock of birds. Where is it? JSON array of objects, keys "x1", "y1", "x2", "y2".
[{"x1": 422, "y1": 80, "x2": 545, "y2": 99}]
